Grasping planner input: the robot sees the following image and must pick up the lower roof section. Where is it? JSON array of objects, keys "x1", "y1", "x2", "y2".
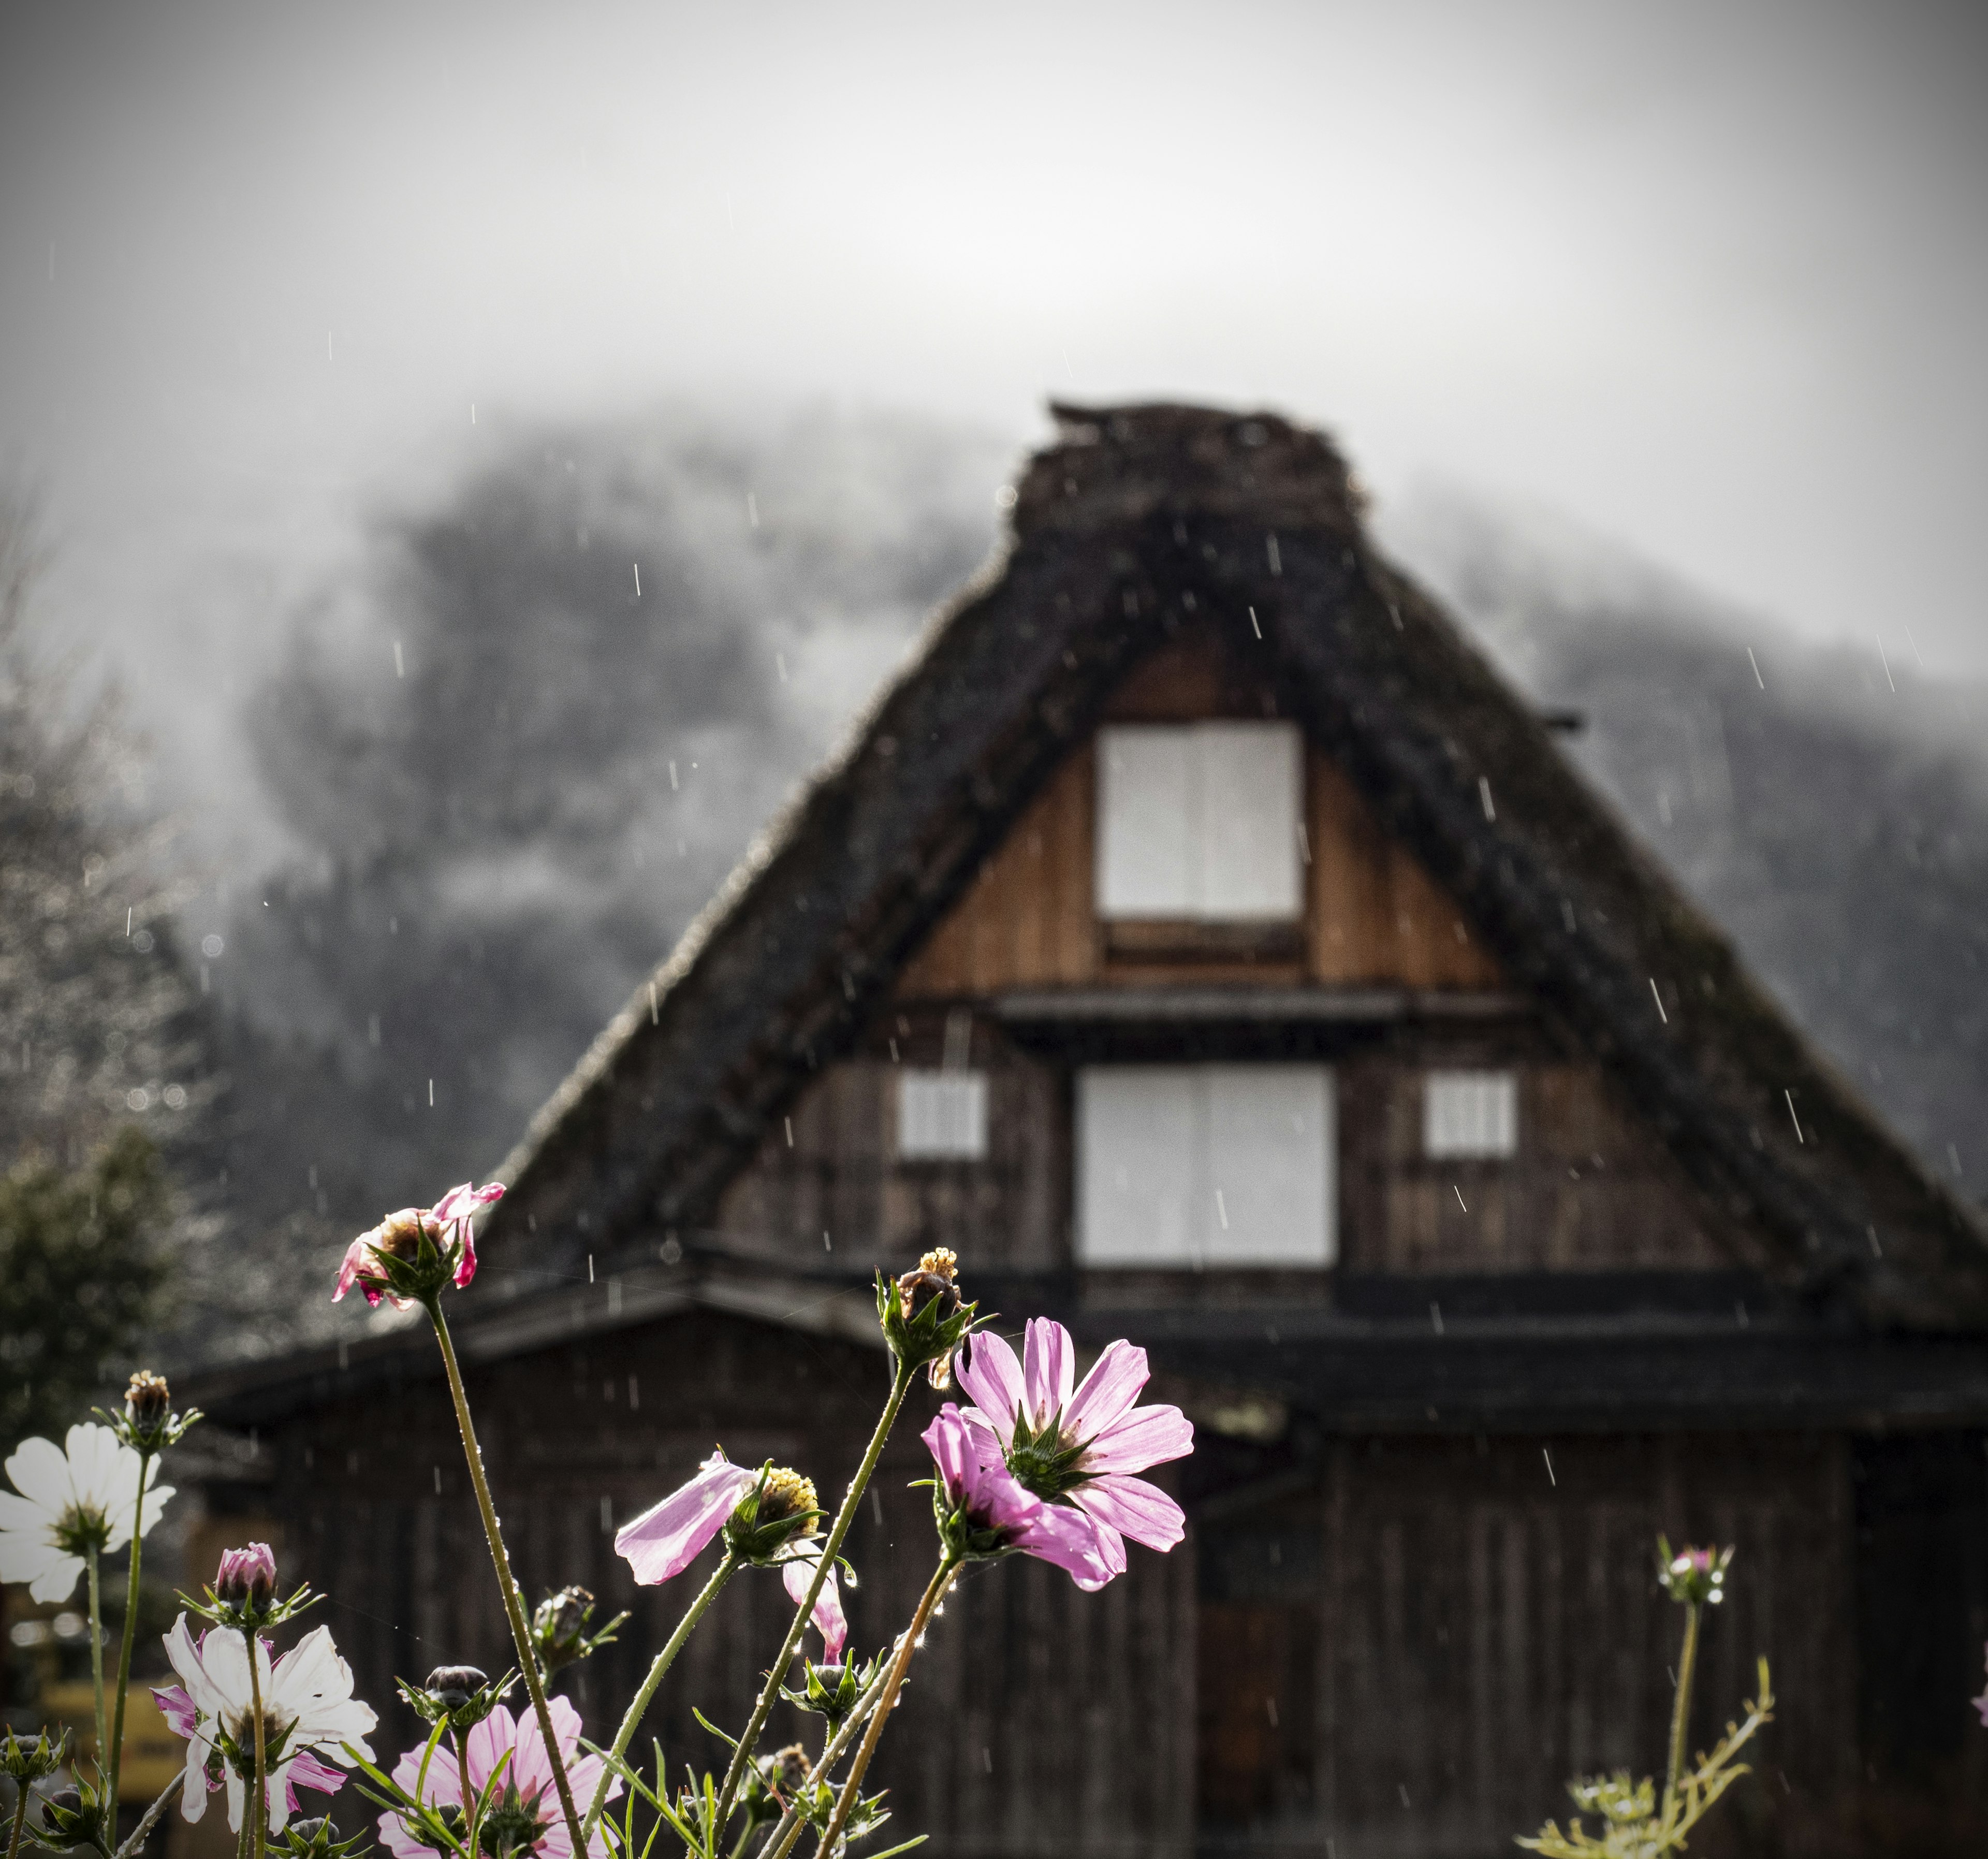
[{"x1": 181, "y1": 1261, "x2": 1988, "y2": 1439}]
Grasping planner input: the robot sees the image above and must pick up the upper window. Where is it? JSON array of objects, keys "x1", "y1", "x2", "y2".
[
  {"x1": 1095, "y1": 723, "x2": 1303, "y2": 922},
  {"x1": 897, "y1": 1070, "x2": 989, "y2": 1161},
  {"x1": 1424, "y1": 1071, "x2": 1518, "y2": 1159},
  {"x1": 1076, "y1": 1063, "x2": 1336, "y2": 1268}
]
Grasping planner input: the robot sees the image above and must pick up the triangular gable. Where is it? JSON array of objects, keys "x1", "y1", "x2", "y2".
[
  {"x1": 898, "y1": 632, "x2": 1504, "y2": 998},
  {"x1": 484, "y1": 402, "x2": 1988, "y2": 1328}
]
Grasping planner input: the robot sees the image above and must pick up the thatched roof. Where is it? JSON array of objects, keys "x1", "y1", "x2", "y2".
[{"x1": 465, "y1": 401, "x2": 1984, "y2": 1332}]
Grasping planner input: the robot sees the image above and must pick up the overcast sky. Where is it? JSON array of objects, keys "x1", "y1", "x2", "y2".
[{"x1": 4, "y1": 0, "x2": 1985, "y2": 852}]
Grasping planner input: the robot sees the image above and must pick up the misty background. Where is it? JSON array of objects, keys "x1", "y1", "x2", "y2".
[{"x1": 2, "y1": 0, "x2": 1986, "y2": 1367}]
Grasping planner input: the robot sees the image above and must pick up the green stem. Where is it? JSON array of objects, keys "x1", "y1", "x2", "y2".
[
  {"x1": 6, "y1": 1783, "x2": 28, "y2": 1859},
  {"x1": 424, "y1": 1297, "x2": 589, "y2": 1859},
  {"x1": 244, "y1": 1626, "x2": 267, "y2": 1859},
  {"x1": 108, "y1": 1449, "x2": 154, "y2": 1825},
  {"x1": 811, "y1": 1558, "x2": 958, "y2": 1859},
  {"x1": 582, "y1": 1553, "x2": 740, "y2": 1840},
  {"x1": 712, "y1": 1365, "x2": 915, "y2": 1838},
  {"x1": 1661, "y1": 1600, "x2": 1703, "y2": 1826},
  {"x1": 86, "y1": 1546, "x2": 108, "y2": 1789}
]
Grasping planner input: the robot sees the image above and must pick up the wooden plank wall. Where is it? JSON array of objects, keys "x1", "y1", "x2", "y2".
[
  {"x1": 898, "y1": 638, "x2": 1502, "y2": 999},
  {"x1": 257, "y1": 1310, "x2": 1197, "y2": 1859},
  {"x1": 1201, "y1": 1432, "x2": 1873, "y2": 1858},
  {"x1": 1337, "y1": 1056, "x2": 1730, "y2": 1273},
  {"x1": 714, "y1": 1029, "x2": 1729, "y2": 1277},
  {"x1": 714, "y1": 1015, "x2": 1066, "y2": 1272}
]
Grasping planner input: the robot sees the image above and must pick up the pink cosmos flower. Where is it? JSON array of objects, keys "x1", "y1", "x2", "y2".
[
  {"x1": 378, "y1": 1696, "x2": 617, "y2": 1859},
  {"x1": 781, "y1": 1555, "x2": 848, "y2": 1663},
  {"x1": 334, "y1": 1182, "x2": 505, "y2": 1307},
  {"x1": 922, "y1": 1406, "x2": 1114, "y2": 1591},
  {"x1": 613, "y1": 1450, "x2": 756, "y2": 1585},
  {"x1": 1975, "y1": 1642, "x2": 1988, "y2": 1727},
  {"x1": 954, "y1": 1319, "x2": 1193, "y2": 1578}
]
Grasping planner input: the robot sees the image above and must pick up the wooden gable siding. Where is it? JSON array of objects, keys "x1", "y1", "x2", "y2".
[
  {"x1": 713, "y1": 1012, "x2": 1736, "y2": 1277},
  {"x1": 715, "y1": 1018, "x2": 1067, "y2": 1270},
  {"x1": 1201, "y1": 1431, "x2": 1866, "y2": 1856},
  {"x1": 898, "y1": 637, "x2": 1503, "y2": 998},
  {"x1": 250, "y1": 1309, "x2": 1195, "y2": 1859},
  {"x1": 1337, "y1": 1055, "x2": 1730, "y2": 1273}
]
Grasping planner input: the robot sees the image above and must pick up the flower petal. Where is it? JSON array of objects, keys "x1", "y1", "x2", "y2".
[
  {"x1": 154, "y1": 1682, "x2": 200, "y2": 1740},
  {"x1": 1078, "y1": 1403, "x2": 1194, "y2": 1475},
  {"x1": 614, "y1": 1452, "x2": 755, "y2": 1585},
  {"x1": 6, "y1": 1434, "x2": 75, "y2": 1510},
  {"x1": 782, "y1": 1558, "x2": 848, "y2": 1663},
  {"x1": 952, "y1": 1332, "x2": 1025, "y2": 1451},
  {"x1": 1072, "y1": 1472, "x2": 1186, "y2": 1553},
  {"x1": 1022, "y1": 1320, "x2": 1074, "y2": 1431},
  {"x1": 1013, "y1": 1500, "x2": 1115, "y2": 1591},
  {"x1": 464, "y1": 1706, "x2": 516, "y2": 1798},
  {"x1": 1064, "y1": 1341, "x2": 1151, "y2": 1444},
  {"x1": 27, "y1": 1553, "x2": 85, "y2": 1604}
]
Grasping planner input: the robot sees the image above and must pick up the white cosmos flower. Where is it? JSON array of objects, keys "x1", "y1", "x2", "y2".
[
  {"x1": 0, "y1": 1424, "x2": 174, "y2": 1603},
  {"x1": 161, "y1": 1615, "x2": 378, "y2": 1834}
]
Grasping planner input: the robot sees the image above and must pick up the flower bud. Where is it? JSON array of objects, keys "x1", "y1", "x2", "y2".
[
  {"x1": 425, "y1": 1666, "x2": 488, "y2": 1712},
  {"x1": 528, "y1": 1585, "x2": 625, "y2": 1677},
  {"x1": 400, "y1": 1664, "x2": 514, "y2": 1732},
  {"x1": 781, "y1": 1654, "x2": 872, "y2": 1729},
  {"x1": 215, "y1": 1542, "x2": 279, "y2": 1613},
  {"x1": 2, "y1": 1726, "x2": 69, "y2": 1782},
  {"x1": 36, "y1": 1783, "x2": 105, "y2": 1853},
  {"x1": 126, "y1": 1370, "x2": 170, "y2": 1433},
  {"x1": 1656, "y1": 1535, "x2": 1732, "y2": 1607},
  {"x1": 769, "y1": 1745, "x2": 810, "y2": 1795},
  {"x1": 279, "y1": 1817, "x2": 370, "y2": 1859},
  {"x1": 876, "y1": 1249, "x2": 980, "y2": 1383}
]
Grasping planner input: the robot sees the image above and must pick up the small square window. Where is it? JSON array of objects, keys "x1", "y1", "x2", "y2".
[
  {"x1": 1424, "y1": 1071, "x2": 1518, "y2": 1159},
  {"x1": 897, "y1": 1071, "x2": 989, "y2": 1160}
]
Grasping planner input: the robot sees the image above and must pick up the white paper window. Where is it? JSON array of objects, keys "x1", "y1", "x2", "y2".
[
  {"x1": 1424, "y1": 1071, "x2": 1518, "y2": 1159},
  {"x1": 1096, "y1": 723, "x2": 1303, "y2": 921},
  {"x1": 1076, "y1": 1064, "x2": 1335, "y2": 1267},
  {"x1": 897, "y1": 1071, "x2": 989, "y2": 1160}
]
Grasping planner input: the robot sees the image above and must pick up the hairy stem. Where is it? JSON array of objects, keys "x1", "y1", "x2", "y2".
[
  {"x1": 244, "y1": 1626, "x2": 268, "y2": 1859},
  {"x1": 811, "y1": 1557, "x2": 958, "y2": 1859},
  {"x1": 111, "y1": 1776, "x2": 182, "y2": 1859},
  {"x1": 108, "y1": 1450, "x2": 155, "y2": 1824},
  {"x1": 583, "y1": 1552, "x2": 740, "y2": 1839},
  {"x1": 6, "y1": 1782, "x2": 28, "y2": 1859},
  {"x1": 1662, "y1": 1600, "x2": 1703, "y2": 1826},
  {"x1": 86, "y1": 1546, "x2": 107, "y2": 1788},
  {"x1": 425, "y1": 1297, "x2": 588, "y2": 1859},
  {"x1": 712, "y1": 1365, "x2": 914, "y2": 1835}
]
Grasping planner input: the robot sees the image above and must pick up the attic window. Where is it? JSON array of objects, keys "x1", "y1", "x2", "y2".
[
  {"x1": 1076, "y1": 1064, "x2": 1336, "y2": 1267},
  {"x1": 1095, "y1": 723, "x2": 1303, "y2": 923},
  {"x1": 1424, "y1": 1071, "x2": 1518, "y2": 1159},
  {"x1": 897, "y1": 1070, "x2": 989, "y2": 1161}
]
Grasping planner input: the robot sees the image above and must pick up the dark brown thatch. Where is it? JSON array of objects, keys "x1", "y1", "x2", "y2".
[{"x1": 473, "y1": 401, "x2": 1986, "y2": 1331}]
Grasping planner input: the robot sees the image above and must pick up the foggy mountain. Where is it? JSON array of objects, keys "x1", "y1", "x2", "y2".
[
  {"x1": 186, "y1": 406, "x2": 1014, "y2": 1359},
  {"x1": 170, "y1": 415, "x2": 1988, "y2": 1366}
]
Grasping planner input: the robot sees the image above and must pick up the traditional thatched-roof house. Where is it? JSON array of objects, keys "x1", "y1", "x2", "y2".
[{"x1": 186, "y1": 404, "x2": 1988, "y2": 1856}]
